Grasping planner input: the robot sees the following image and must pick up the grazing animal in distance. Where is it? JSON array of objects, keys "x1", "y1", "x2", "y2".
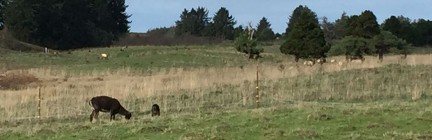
[
  {"x1": 99, "y1": 53, "x2": 108, "y2": 60},
  {"x1": 151, "y1": 104, "x2": 160, "y2": 117},
  {"x1": 316, "y1": 58, "x2": 326, "y2": 64},
  {"x1": 330, "y1": 59, "x2": 336, "y2": 63},
  {"x1": 89, "y1": 96, "x2": 132, "y2": 122},
  {"x1": 303, "y1": 60, "x2": 314, "y2": 66},
  {"x1": 120, "y1": 46, "x2": 128, "y2": 51}
]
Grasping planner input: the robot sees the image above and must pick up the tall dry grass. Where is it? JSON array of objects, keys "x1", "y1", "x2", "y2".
[{"x1": 0, "y1": 54, "x2": 431, "y2": 121}]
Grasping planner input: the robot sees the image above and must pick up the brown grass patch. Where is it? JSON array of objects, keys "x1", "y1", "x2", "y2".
[
  {"x1": 0, "y1": 70, "x2": 40, "y2": 90},
  {"x1": 0, "y1": 54, "x2": 431, "y2": 121}
]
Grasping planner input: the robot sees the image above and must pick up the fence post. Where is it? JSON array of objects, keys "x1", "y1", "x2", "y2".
[
  {"x1": 37, "y1": 86, "x2": 41, "y2": 119},
  {"x1": 256, "y1": 65, "x2": 260, "y2": 108}
]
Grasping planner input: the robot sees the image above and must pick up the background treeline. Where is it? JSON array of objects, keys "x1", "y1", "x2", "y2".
[
  {"x1": 0, "y1": 2, "x2": 431, "y2": 50},
  {"x1": 0, "y1": 0, "x2": 130, "y2": 50}
]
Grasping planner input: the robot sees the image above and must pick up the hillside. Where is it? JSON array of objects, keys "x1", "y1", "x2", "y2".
[{"x1": 0, "y1": 29, "x2": 46, "y2": 53}]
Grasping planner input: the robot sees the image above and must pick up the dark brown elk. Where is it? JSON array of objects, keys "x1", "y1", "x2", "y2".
[
  {"x1": 151, "y1": 104, "x2": 160, "y2": 117},
  {"x1": 89, "y1": 96, "x2": 132, "y2": 122}
]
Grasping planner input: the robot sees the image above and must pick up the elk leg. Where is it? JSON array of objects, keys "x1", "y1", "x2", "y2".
[
  {"x1": 90, "y1": 110, "x2": 95, "y2": 122},
  {"x1": 95, "y1": 111, "x2": 99, "y2": 121},
  {"x1": 110, "y1": 112, "x2": 116, "y2": 121}
]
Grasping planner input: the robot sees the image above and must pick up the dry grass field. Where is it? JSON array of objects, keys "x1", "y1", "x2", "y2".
[{"x1": 1, "y1": 46, "x2": 432, "y2": 139}]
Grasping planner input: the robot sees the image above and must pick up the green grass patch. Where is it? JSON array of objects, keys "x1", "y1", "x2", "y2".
[
  {"x1": 2, "y1": 101, "x2": 432, "y2": 139},
  {"x1": 0, "y1": 45, "x2": 286, "y2": 74}
]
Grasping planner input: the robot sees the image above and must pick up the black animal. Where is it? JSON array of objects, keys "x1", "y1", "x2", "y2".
[
  {"x1": 89, "y1": 96, "x2": 132, "y2": 122},
  {"x1": 151, "y1": 104, "x2": 160, "y2": 117}
]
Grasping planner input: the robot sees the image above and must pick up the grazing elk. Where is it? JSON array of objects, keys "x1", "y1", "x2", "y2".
[
  {"x1": 120, "y1": 46, "x2": 128, "y2": 51},
  {"x1": 151, "y1": 104, "x2": 160, "y2": 117},
  {"x1": 99, "y1": 53, "x2": 108, "y2": 60},
  {"x1": 316, "y1": 58, "x2": 326, "y2": 65},
  {"x1": 303, "y1": 60, "x2": 314, "y2": 66},
  {"x1": 330, "y1": 59, "x2": 336, "y2": 63},
  {"x1": 89, "y1": 96, "x2": 132, "y2": 122}
]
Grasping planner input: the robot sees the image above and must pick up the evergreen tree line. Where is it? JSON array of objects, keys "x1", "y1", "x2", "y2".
[
  {"x1": 174, "y1": 7, "x2": 276, "y2": 41},
  {"x1": 0, "y1": 0, "x2": 130, "y2": 50},
  {"x1": 1, "y1": 2, "x2": 431, "y2": 52},
  {"x1": 279, "y1": 5, "x2": 416, "y2": 62}
]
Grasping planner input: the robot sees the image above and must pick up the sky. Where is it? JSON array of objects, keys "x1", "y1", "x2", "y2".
[{"x1": 125, "y1": 0, "x2": 432, "y2": 34}]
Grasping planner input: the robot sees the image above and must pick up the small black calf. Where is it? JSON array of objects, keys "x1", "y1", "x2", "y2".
[
  {"x1": 89, "y1": 96, "x2": 132, "y2": 122},
  {"x1": 151, "y1": 104, "x2": 160, "y2": 117}
]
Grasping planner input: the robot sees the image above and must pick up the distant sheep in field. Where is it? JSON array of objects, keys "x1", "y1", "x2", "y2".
[
  {"x1": 338, "y1": 61, "x2": 344, "y2": 66},
  {"x1": 89, "y1": 96, "x2": 132, "y2": 122},
  {"x1": 151, "y1": 104, "x2": 160, "y2": 117},
  {"x1": 99, "y1": 53, "x2": 108, "y2": 60}
]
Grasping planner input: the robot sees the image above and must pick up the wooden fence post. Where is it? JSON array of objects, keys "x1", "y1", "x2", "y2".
[
  {"x1": 37, "y1": 86, "x2": 41, "y2": 119},
  {"x1": 256, "y1": 65, "x2": 260, "y2": 108}
]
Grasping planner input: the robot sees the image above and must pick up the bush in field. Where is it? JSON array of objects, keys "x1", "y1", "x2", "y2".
[
  {"x1": 372, "y1": 31, "x2": 411, "y2": 61},
  {"x1": 328, "y1": 36, "x2": 374, "y2": 58},
  {"x1": 234, "y1": 32, "x2": 263, "y2": 60}
]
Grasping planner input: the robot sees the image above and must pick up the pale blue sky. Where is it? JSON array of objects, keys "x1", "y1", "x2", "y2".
[{"x1": 125, "y1": 0, "x2": 431, "y2": 33}]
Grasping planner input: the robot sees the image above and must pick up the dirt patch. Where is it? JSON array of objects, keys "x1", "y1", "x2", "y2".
[{"x1": 0, "y1": 71, "x2": 40, "y2": 90}]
